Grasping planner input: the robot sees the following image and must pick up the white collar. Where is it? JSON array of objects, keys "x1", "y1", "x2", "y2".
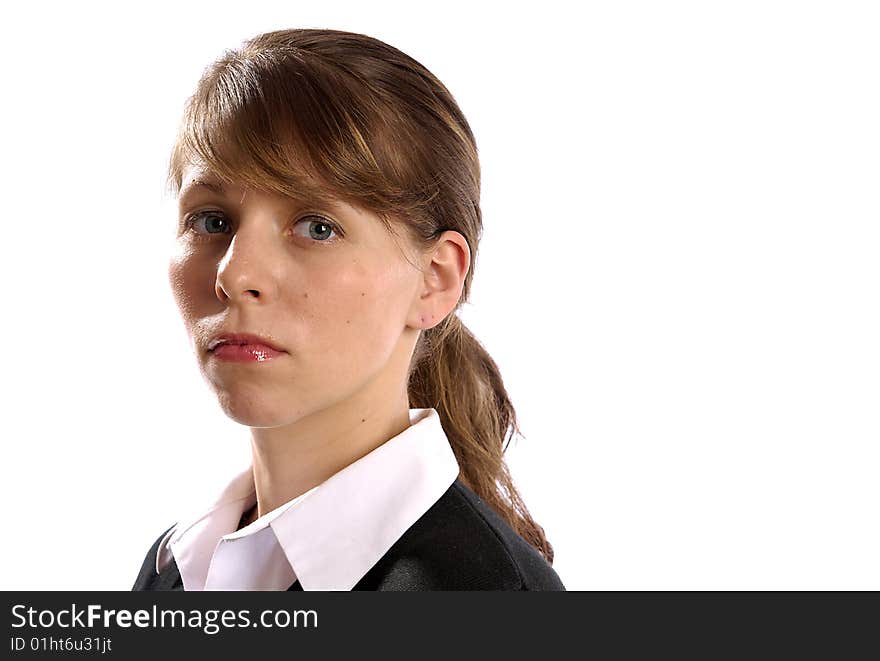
[{"x1": 156, "y1": 408, "x2": 460, "y2": 590}]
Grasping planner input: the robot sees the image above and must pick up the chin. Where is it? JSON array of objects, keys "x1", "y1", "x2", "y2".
[{"x1": 214, "y1": 388, "x2": 301, "y2": 428}]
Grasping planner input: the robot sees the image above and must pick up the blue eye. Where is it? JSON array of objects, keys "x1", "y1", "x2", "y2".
[
  {"x1": 186, "y1": 210, "x2": 230, "y2": 235},
  {"x1": 293, "y1": 216, "x2": 340, "y2": 242}
]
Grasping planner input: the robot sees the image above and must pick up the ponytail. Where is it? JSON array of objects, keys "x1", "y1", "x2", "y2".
[{"x1": 408, "y1": 313, "x2": 555, "y2": 564}]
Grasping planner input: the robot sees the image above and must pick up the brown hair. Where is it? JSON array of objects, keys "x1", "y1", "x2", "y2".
[{"x1": 166, "y1": 28, "x2": 554, "y2": 564}]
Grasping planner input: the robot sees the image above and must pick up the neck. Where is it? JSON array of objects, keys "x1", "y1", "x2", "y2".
[
  {"x1": 246, "y1": 384, "x2": 413, "y2": 521},
  {"x1": 238, "y1": 502, "x2": 258, "y2": 529}
]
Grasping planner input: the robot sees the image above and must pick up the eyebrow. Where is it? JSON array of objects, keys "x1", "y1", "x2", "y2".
[
  {"x1": 179, "y1": 179, "x2": 225, "y2": 199},
  {"x1": 178, "y1": 177, "x2": 346, "y2": 212}
]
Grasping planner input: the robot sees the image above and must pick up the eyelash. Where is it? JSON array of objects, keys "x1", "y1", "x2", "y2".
[{"x1": 183, "y1": 210, "x2": 343, "y2": 245}]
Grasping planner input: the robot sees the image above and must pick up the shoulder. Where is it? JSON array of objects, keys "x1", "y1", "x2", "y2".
[
  {"x1": 355, "y1": 479, "x2": 566, "y2": 591},
  {"x1": 131, "y1": 524, "x2": 181, "y2": 591}
]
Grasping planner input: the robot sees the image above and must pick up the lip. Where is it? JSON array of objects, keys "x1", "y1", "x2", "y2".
[
  {"x1": 210, "y1": 343, "x2": 285, "y2": 363},
  {"x1": 207, "y1": 332, "x2": 287, "y2": 353}
]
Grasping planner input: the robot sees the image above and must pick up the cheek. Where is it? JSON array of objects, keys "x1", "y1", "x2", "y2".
[
  {"x1": 168, "y1": 252, "x2": 213, "y2": 323},
  {"x1": 302, "y1": 259, "x2": 411, "y2": 353}
]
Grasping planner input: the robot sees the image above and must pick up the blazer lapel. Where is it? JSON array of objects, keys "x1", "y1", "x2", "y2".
[{"x1": 153, "y1": 557, "x2": 184, "y2": 590}]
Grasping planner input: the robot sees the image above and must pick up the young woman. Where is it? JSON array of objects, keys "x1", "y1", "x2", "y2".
[{"x1": 132, "y1": 27, "x2": 564, "y2": 591}]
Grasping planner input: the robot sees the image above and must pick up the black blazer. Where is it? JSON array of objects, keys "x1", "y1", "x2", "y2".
[{"x1": 132, "y1": 478, "x2": 565, "y2": 591}]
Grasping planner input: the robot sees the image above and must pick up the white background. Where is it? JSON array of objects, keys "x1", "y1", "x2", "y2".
[{"x1": 1, "y1": 1, "x2": 877, "y2": 590}]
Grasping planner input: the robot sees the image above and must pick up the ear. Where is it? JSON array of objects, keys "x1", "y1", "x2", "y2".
[{"x1": 406, "y1": 230, "x2": 471, "y2": 330}]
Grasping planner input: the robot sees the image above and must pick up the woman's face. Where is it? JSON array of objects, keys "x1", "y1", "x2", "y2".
[{"x1": 168, "y1": 165, "x2": 426, "y2": 427}]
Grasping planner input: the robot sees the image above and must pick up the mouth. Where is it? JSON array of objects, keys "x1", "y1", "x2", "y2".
[
  {"x1": 209, "y1": 343, "x2": 285, "y2": 363},
  {"x1": 207, "y1": 332, "x2": 286, "y2": 353}
]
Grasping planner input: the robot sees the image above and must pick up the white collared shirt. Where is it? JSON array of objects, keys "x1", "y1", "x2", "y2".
[{"x1": 155, "y1": 408, "x2": 460, "y2": 591}]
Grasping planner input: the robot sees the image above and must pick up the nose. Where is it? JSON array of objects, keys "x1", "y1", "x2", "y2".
[{"x1": 214, "y1": 226, "x2": 279, "y2": 305}]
